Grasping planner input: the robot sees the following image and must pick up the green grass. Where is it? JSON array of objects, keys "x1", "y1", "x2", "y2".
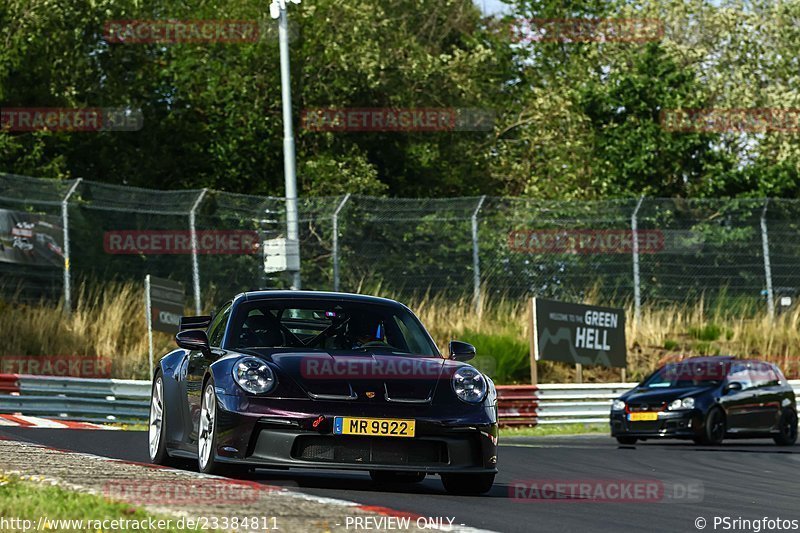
[
  {"x1": 688, "y1": 323, "x2": 722, "y2": 342},
  {"x1": 459, "y1": 328, "x2": 530, "y2": 384},
  {"x1": 500, "y1": 423, "x2": 608, "y2": 438},
  {"x1": 0, "y1": 473, "x2": 194, "y2": 532}
]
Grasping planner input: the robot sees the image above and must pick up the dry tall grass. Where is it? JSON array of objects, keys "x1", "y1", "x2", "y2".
[
  {"x1": 0, "y1": 282, "x2": 174, "y2": 379},
  {"x1": 1, "y1": 283, "x2": 798, "y2": 382}
]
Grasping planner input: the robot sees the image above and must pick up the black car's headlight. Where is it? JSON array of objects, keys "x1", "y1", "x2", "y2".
[
  {"x1": 452, "y1": 366, "x2": 488, "y2": 404},
  {"x1": 668, "y1": 397, "x2": 695, "y2": 410},
  {"x1": 233, "y1": 357, "x2": 276, "y2": 395},
  {"x1": 611, "y1": 399, "x2": 626, "y2": 411}
]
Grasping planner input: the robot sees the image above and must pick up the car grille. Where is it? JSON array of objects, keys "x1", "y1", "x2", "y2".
[
  {"x1": 627, "y1": 402, "x2": 666, "y2": 412},
  {"x1": 292, "y1": 436, "x2": 448, "y2": 465},
  {"x1": 626, "y1": 421, "x2": 661, "y2": 432}
]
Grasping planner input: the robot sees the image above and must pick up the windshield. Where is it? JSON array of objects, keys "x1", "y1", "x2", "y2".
[
  {"x1": 641, "y1": 362, "x2": 726, "y2": 389},
  {"x1": 226, "y1": 299, "x2": 438, "y2": 356}
]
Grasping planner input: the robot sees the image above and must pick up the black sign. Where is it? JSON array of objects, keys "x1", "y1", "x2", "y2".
[
  {"x1": 0, "y1": 209, "x2": 64, "y2": 267},
  {"x1": 148, "y1": 276, "x2": 184, "y2": 334},
  {"x1": 532, "y1": 298, "x2": 627, "y2": 368}
]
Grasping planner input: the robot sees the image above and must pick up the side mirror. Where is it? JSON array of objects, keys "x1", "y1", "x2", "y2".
[
  {"x1": 176, "y1": 329, "x2": 211, "y2": 354},
  {"x1": 449, "y1": 340, "x2": 476, "y2": 362},
  {"x1": 724, "y1": 381, "x2": 743, "y2": 394}
]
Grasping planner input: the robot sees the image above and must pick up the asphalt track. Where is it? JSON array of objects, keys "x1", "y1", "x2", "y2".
[{"x1": 2, "y1": 427, "x2": 799, "y2": 533}]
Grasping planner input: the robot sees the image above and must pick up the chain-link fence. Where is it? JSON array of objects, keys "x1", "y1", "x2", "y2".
[{"x1": 2, "y1": 172, "x2": 799, "y2": 316}]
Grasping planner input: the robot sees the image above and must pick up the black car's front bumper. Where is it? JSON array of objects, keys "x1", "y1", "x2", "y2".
[
  {"x1": 210, "y1": 393, "x2": 498, "y2": 474},
  {"x1": 610, "y1": 409, "x2": 702, "y2": 439}
]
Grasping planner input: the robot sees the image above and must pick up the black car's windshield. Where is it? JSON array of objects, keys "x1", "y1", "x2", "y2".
[
  {"x1": 641, "y1": 362, "x2": 725, "y2": 389},
  {"x1": 226, "y1": 299, "x2": 438, "y2": 356}
]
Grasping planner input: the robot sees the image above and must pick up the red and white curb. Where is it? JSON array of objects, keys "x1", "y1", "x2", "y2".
[{"x1": 0, "y1": 414, "x2": 118, "y2": 430}]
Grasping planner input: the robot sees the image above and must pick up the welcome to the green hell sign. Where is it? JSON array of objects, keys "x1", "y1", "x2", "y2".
[{"x1": 534, "y1": 299, "x2": 627, "y2": 368}]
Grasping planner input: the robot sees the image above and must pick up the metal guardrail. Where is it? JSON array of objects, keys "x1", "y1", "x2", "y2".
[
  {"x1": 0, "y1": 374, "x2": 150, "y2": 424},
  {"x1": 0, "y1": 374, "x2": 798, "y2": 427}
]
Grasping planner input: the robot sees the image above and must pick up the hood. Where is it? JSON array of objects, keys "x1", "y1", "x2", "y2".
[
  {"x1": 622, "y1": 385, "x2": 716, "y2": 408},
  {"x1": 269, "y1": 351, "x2": 446, "y2": 404}
]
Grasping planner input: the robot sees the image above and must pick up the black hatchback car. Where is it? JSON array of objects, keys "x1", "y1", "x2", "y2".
[{"x1": 610, "y1": 356, "x2": 797, "y2": 445}]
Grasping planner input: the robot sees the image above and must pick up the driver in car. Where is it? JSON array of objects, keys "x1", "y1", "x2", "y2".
[{"x1": 345, "y1": 317, "x2": 387, "y2": 349}]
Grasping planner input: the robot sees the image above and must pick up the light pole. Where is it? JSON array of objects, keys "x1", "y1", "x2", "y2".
[{"x1": 270, "y1": 0, "x2": 301, "y2": 289}]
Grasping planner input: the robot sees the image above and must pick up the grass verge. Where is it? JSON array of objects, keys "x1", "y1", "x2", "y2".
[
  {"x1": 0, "y1": 472, "x2": 195, "y2": 532},
  {"x1": 500, "y1": 423, "x2": 608, "y2": 438}
]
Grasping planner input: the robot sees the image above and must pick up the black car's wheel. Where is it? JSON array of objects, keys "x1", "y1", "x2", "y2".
[
  {"x1": 149, "y1": 372, "x2": 179, "y2": 467},
  {"x1": 615, "y1": 436, "x2": 637, "y2": 445},
  {"x1": 774, "y1": 408, "x2": 798, "y2": 446},
  {"x1": 697, "y1": 407, "x2": 725, "y2": 445},
  {"x1": 440, "y1": 473, "x2": 495, "y2": 495},
  {"x1": 369, "y1": 471, "x2": 426, "y2": 483}
]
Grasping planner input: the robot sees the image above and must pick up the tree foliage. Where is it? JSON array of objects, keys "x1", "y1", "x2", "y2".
[{"x1": 1, "y1": 0, "x2": 798, "y2": 199}]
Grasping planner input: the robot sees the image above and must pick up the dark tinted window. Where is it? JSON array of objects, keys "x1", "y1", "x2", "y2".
[
  {"x1": 750, "y1": 363, "x2": 780, "y2": 388},
  {"x1": 227, "y1": 299, "x2": 438, "y2": 356},
  {"x1": 727, "y1": 363, "x2": 754, "y2": 389},
  {"x1": 207, "y1": 302, "x2": 232, "y2": 347}
]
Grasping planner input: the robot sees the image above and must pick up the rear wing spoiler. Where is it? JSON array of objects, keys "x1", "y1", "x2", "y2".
[{"x1": 179, "y1": 315, "x2": 212, "y2": 331}]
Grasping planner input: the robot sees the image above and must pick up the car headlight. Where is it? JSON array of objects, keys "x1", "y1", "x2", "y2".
[
  {"x1": 668, "y1": 397, "x2": 695, "y2": 410},
  {"x1": 612, "y1": 399, "x2": 626, "y2": 411},
  {"x1": 452, "y1": 366, "x2": 488, "y2": 404},
  {"x1": 233, "y1": 357, "x2": 276, "y2": 394}
]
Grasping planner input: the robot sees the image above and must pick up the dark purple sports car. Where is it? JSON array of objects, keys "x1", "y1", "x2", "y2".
[{"x1": 148, "y1": 290, "x2": 498, "y2": 494}]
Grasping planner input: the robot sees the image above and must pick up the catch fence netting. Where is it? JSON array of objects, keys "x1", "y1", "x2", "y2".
[{"x1": 2, "y1": 173, "x2": 797, "y2": 314}]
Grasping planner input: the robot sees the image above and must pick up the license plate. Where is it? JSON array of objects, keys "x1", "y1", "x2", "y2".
[
  {"x1": 628, "y1": 412, "x2": 658, "y2": 422},
  {"x1": 333, "y1": 417, "x2": 415, "y2": 437}
]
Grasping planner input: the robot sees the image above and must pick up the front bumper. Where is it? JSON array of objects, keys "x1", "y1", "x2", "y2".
[
  {"x1": 211, "y1": 393, "x2": 498, "y2": 474},
  {"x1": 610, "y1": 409, "x2": 702, "y2": 438}
]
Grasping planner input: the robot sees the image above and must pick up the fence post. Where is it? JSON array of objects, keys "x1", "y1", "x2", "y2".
[
  {"x1": 144, "y1": 274, "x2": 154, "y2": 379},
  {"x1": 332, "y1": 193, "x2": 351, "y2": 292},
  {"x1": 189, "y1": 189, "x2": 208, "y2": 315},
  {"x1": 631, "y1": 196, "x2": 645, "y2": 325},
  {"x1": 472, "y1": 195, "x2": 487, "y2": 313},
  {"x1": 761, "y1": 199, "x2": 774, "y2": 320},
  {"x1": 61, "y1": 178, "x2": 82, "y2": 314}
]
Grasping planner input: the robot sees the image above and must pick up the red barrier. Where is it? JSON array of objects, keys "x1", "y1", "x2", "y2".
[
  {"x1": 497, "y1": 385, "x2": 538, "y2": 427},
  {"x1": 0, "y1": 374, "x2": 21, "y2": 394}
]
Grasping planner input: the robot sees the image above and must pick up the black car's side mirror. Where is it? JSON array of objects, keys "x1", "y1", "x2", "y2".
[
  {"x1": 176, "y1": 329, "x2": 211, "y2": 355},
  {"x1": 449, "y1": 340, "x2": 476, "y2": 362},
  {"x1": 724, "y1": 381, "x2": 743, "y2": 394}
]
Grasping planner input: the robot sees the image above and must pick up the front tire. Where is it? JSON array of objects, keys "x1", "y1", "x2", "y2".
[
  {"x1": 697, "y1": 407, "x2": 725, "y2": 445},
  {"x1": 198, "y1": 379, "x2": 231, "y2": 475},
  {"x1": 441, "y1": 473, "x2": 495, "y2": 495},
  {"x1": 615, "y1": 436, "x2": 638, "y2": 445},
  {"x1": 149, "y1": 372, "x2": 178, "y2": 466},
  {"x1": 774, "y1": 409, "x2": 798, "y2": 446}
]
